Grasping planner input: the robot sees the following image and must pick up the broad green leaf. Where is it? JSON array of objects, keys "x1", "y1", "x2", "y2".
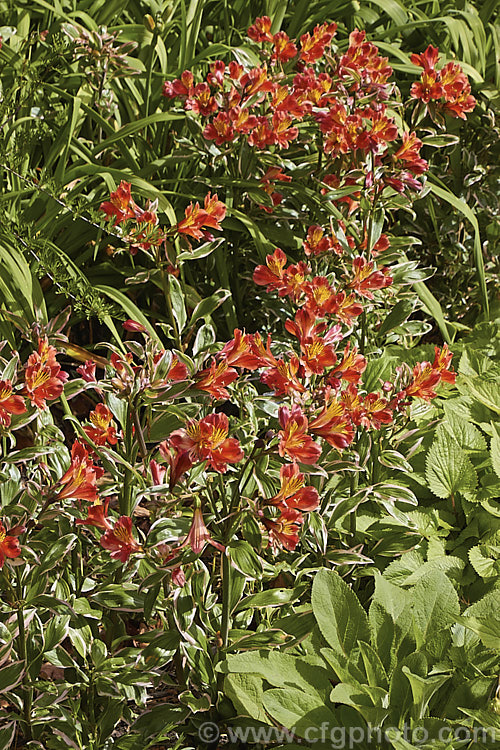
[
  {"x1": 312, "y1": 569, "x2": 370, "y2": 656},
  {"x1": 188, "y1": 288, "x2": 231, "y2": 327},
  {"x1": 402, "y1": 668, "x2": 451, "y2": 720},
  {"x1": 411, "y1": 570, "x2": 460, "y2": 649},
  {"x1": 224, "y1": 673, "x2": 270, "y2": 724},
  {"x1": 456, "y1": 616, "x2": 500, "y2": 650},
  {"x1": 264, "y1": 686, "x2": 337, "y2": 735},
  {"x1": 425, "y1": 431, "x2": 478, "y2": 499},
  {"x1": 491, "y1": 424, "x2": 500, "y2": 479}
]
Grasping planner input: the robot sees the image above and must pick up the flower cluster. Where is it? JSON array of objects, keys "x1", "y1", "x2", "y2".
[
  {"x1": 100, "y1": 181, "x2": 226, "y2": 254},
  {"x1": 410, "y1": 44, "x2": 476, "y2": 119}
]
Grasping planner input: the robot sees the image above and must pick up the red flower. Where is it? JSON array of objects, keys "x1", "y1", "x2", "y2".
[
  {"x1": 348, "y1": 256, "x2": 393, "y2": 300},
  {"x1": 432, "y1": 344, "x2": 456, "y2": 384},
  {"x1": 162, "y1": 70, "x2": 194, "y2": 98},
  {"x1": 278, "y1": 405, "x2": 321, "y2": 464},
  {"x1": 75, "y1": 499, "x2": 111, "y2": 530},
  {"x1": 100, "y1": 516, "x2": 141, "y2": 563},
  {"x1": 248, "y1": 16, "x2": 273, "y2": 43},
  {"x1": 263, "y1": 508, "x2": 303, "y2": 551},
  {"x1": 122, "y1": 319, "x2": 147, "y2": 333},
  {"x1": 410, "y1": 44, "x2": 440, "y2": 71},
  {"x1": 55, "y1": 441, "x2": 103, "y2": 502},
  {"x1": 309, "y1": 398, "x2": 354, "y2": 450},
  {"x1": 404, "y1": 362, "x2": 442, "y2": 401},
  {"x1": 77, "y1": 360, "x2": 97, "y2": 383},
  {"x1": 169, "y1": 413, "x2": 243, "y2": 473},
  {"x1": 300, "y1": 23, "x2": 337, "y2": 63},
  {"x1": 267, "y1": 463, "x2": 319, "y2": 511},
  {"x1": 271, "y1": 32, "x2": 298, "y2": 63},
  {"x1": 394, "y1": 132, "x2": 428, "y2": 175},
  {"x1": 0, "y1": 520, "x2": 22, "y2": 567},
  {"x1": 0, "y1": 380, "x2": 26, "y2": 427},
  {"x1": 220, "y1": 330, "x2": 262, "y2": 370},
  {"x1": 196, "y1": 359, "x2": 239, "y2": 400},
  {"x1": 303, "y1": 225, "x2": 333, "y2": 257},
  {"x1": 185, "y1": 82, "x2": 218, "y2": 116},
  {"x1": 179, "y1": 506, "x2": 225, "y2": 555},
  {"x1": 158, "y1": 442, "x2": 193, "y2": 490},
  {"x1": 177, "y1": 193, "x2": 226, "y2": 240},
  {"x1": 328, "y1": 343, "x2": 367, "y2": 386},
  {"x1": 253, "y1": 248, "x2": 288, "y2": 292},
  {"x1": 23, "y1": 361, "x2": 65, "y2": 409},
  {"x1": 203, "y1": 112, "x2": 235, "y2": 145},
  {"x1": 100, "y1": 181, "x2": 136, "y2": 225},
  {"x1": 360, "y1": 393, "x2": 394, "y2": 429},
  {"x1": 260, "y1": 355, "x2": 306, "y2": 396},
  {"x1": 84, "y1": 404, "x2": 118, "y2": 446}
]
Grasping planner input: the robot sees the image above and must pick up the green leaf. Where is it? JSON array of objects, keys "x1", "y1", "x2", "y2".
[
  {"x1": 0, "y1": 661, "x2": 24, "y2": 692},
  {"x1": 92, "y1": 585, "x2": 145, "y2": 611},
  {"x1": 490, "y1": 424, "x2": 500, "y2": 478},
  {"x1": 224, "y1": 673, "x2": 270, "y2": 724},
  {"x1": 425, "y1": 431, "x2": 478, "y2": 499},
  {"x1": 227, "y1": 540, "x2": 263, "y2": 580},
  {"x1": 168, "y1": 275, "x2": 187, "y2": 333},
  {"x1": 468, "y1": 545, "x2": 500, "y2": 579},
  {"x1": 94, "y1": 285, "x2": 161, "y2": 342},
  {"x1": 188, "y1": 288, "x2": 231, "y2": 328},
  {"x1": 312, "y1": 569, "x2": 370, "y2": 656},
  {"x1": 263, "y1": 686, "x2": 337, "y2": 736},
  {"x1": 411, "y1": 570, "x2": 460, "y2": 649},
  {"x1": 456, "y1": 616, "x2": 500, "y2": 650},
  {"x1": 461, "y1": 377, "x2": 500, "y2": 416},
  {"x1": 402, "y1": 668, "x2": 451, "y2": 720}
]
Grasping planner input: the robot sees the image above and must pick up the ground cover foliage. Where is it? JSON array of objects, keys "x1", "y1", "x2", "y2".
[{"x1": 0, "y1": 1, "x2": 499, "y2": 748}]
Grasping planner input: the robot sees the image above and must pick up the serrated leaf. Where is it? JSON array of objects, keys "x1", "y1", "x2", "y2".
[
  {"x1": 425, "y1": 431, "x2": 477, "y2": 499},
  {"x1": 491, "y1": 425, "x2": 500, "y2": 479},
  {"x1": 468, "y1": 545, "x2": 500, "y2": 579}
]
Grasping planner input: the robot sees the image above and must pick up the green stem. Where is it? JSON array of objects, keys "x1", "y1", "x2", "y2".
[
  {"x1": 120, "y1": 402, "x2": 134, "y2": 516},
  {"x1": 16, "y1": 568, "x2": 32, "y2": 741}
]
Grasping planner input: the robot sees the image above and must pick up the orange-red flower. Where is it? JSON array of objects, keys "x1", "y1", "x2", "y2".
[
  {"x1": 271, "y1": 32, "x2": 297, "y2": 63},
  {"x1": 0, "y1": 380, "x2": 26, "y2": 427},
  {"x1": 267, "y1": 463, "x2": 319, "y2": 511},
  {"x1": 348, "y1": 257, "x2": 393, "y2": 299},
  {"x1": 278, "y1": 405, "x2": 321, "y2": 464},
  {"x1": 100, "y1": 181, "x2": 136, "y2": 225},
  {"x1": 195, "y1": 359, "x2": 239, "y2": 400},
  {"x1": 248, "y1": 16, "x2": 273, "y2": 43},
  {"x1": 177, "y1": 193, "x2": 226, "y2": 239},
  {"x1": 309, "y1": 398, "x2": 354, "y2": 450},
  {"x1": 0, "y1": 520, "x2": 22, "y2": 567},
  {"x1": 220, "y1": 330, "x2": 261, "y2": 370},
  {"x1": 328, "y1": 343, "x2": 367, "y2": 386},
  {"x1": 23, "y1": 357, "x2": 67, "y2": 409},
  {"x1": 84, "y1": 404, "x2": 118, "y2": 446},
  {"x1": 261, "y1": 355, "x2": 306, "y2": 396},
  {"x1": 263, "y1": 508, "x2": 303, "y2": 551},
  {"x1": 300, "y1": 23, "x2": 337, "y2": 63},
  {"x1": 253, "y1": 248, "x2": 288, "y2": 292},
  {"x1": 100, "y1": 516, "x2": 141, "y2": 563},
  {"x1": 404, "y1": 362, "x2": 442, "y2": 401},
  {"x1": 169, "y1": 413, "x2": 243, "y2": 473},
  {"x1": 75, "y1": 499, "x2": 111, "y2": 530},
  {"x1": 55, "y1": 441, "x2": 103, "y2": 502},
  {"x1": 432, "y1": 344, "x2": 456, "y2": 384}
]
